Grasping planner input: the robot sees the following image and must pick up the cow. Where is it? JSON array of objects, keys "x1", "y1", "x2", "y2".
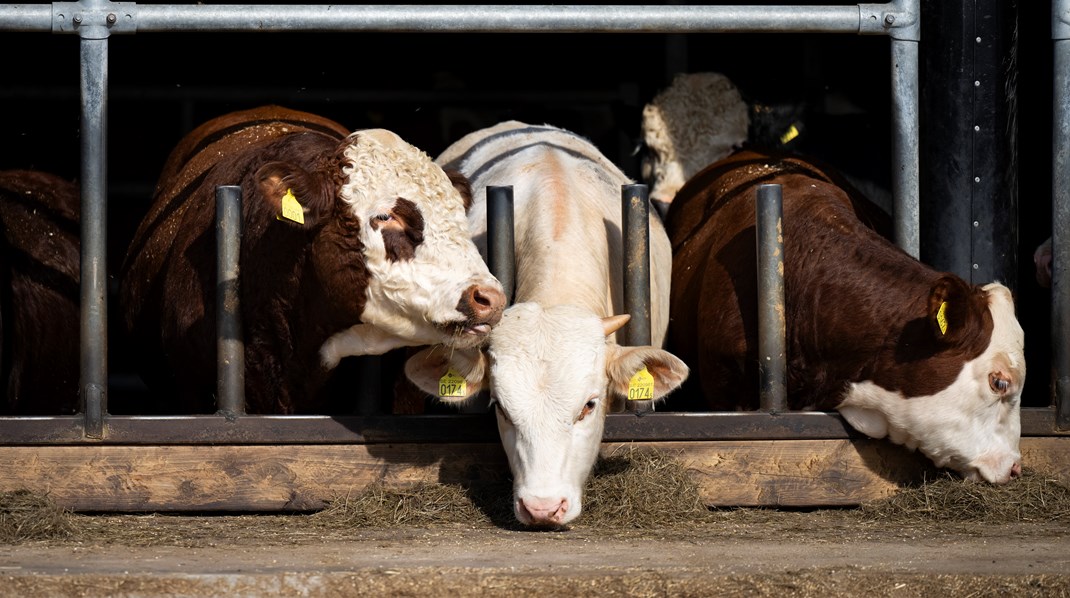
[
  {"x1": 400, "y1": 121, "x2": 690, "y2": 527},
  {"x1": 664, "y1": 148, "x2": 1025, "y2": 485},
  {"x1": 119, "y1": 105, "x2": 506, "y2": 414},
  {"x1": 638, "y1": 72, "x2": 750, "y2": 216},
  {"x1": 0, "y1": 170, "x2": 80, "y2": 415}
]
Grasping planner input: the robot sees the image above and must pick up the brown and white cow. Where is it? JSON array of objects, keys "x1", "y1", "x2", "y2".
[
  {"x1": 0, "y1": 170, "x2": 80, "y2": 414},
  {"x1": 665, "y1": 149, "x2": 1025, "y2": 484},
  {"x1": 401, "y1": 121, "x2": 689, "y2": 527},
  {"x1": 119, "y1": 105, "x2": 505, "y2": 414}
]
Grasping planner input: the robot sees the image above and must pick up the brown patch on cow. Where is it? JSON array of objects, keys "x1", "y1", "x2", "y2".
[
  {"x1": 0, "y1": 170, "x2": 81, "y2": 415},
  {"x1": 664, "y1": 149, "x2": 993, "y2": 411},
  {"x1": 369, "y1": 197, "x2": 425, "y2": 262},
  {"x1": 445, "y1": 170, "x2": 474, "y2": 212}
]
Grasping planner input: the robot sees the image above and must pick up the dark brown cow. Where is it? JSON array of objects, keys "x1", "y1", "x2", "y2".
[
  {"x1": 0, "y1": 170, "x2": 80, "y2": 414},
  {"x1": 666, "y1": 149, "x2": 1025, "y2": 484},
  {"x1": 119, "y1": 106, "x2": 505, "y2": 414}
]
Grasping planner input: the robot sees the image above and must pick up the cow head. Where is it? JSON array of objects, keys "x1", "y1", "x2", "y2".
[
  {"x1": 837, "y1": 281, "x2": 1025, "y2": 484},
  {"x1": 404, "y1": 302, "x2": 690, "y2": 527},
  {"x1": 639, "y1": 72, "x2": 750, "y2": 212},
  {"x1": 256, "y1": 129, "x2": 506, "y2": 364}
]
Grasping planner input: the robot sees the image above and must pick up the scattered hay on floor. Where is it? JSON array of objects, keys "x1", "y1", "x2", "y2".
[
  {"x1": 579, "y1": 445, "x2": 713, "y2": 529},
  {"x1": 313, "y1": 481, "x2": 513, "y2": 528},
  {"x1": 861, "y1": 468, "x2": 1070, "y2": 524},
  {"x1": 0, "y1": 490, "x2": 75, "y2": 542}
]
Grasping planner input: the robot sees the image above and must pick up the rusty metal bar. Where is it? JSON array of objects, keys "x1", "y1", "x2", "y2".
[
  {"x1": 215, "y1": 185, "x2": 245, "y2": 417},
  {"x1": 757, "y1": 184, "x2": 788, "y2": 413}
]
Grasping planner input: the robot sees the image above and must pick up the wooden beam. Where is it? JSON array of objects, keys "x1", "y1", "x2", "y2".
[{"x1": 1, "y1": 437, "x2": 1067, "y2": 512}]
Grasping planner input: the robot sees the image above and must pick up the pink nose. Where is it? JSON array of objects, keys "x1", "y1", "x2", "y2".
[
  {"x1": 460, "y1": 283, "x2": 506, "y2": 327},
  {"x1": 1010, "y1": 461, "x2": 1022, "y2": 479},
  {"x1": 517, "y1": 497, "x2": 569, "y2": 526}
]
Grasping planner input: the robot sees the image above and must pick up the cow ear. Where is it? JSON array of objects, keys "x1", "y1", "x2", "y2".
[
  {"x1": 445, "y1": 169, "x2": 474, "y2": 212},
  {"x1": 927, "y1": 275, "x2": 985, "y2": 345},
  {"x1": 604, "y1": 344, "x2": 690, "y2": 402},
  {"x1": 404, "y1": 345, "x2": 488, "y2": 403},
  {"x1": 255, "y1": 161, "x2": 334, "y2": 227}
]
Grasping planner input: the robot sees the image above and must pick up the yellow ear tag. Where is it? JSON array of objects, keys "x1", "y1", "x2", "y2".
[
  {"x1": 779, "y1": 123, "x2": 801, "y2": 145},
  {"x1": 438, "y1": 368, "x2": 467, "y2": 398},
  {"x1": 627, "y1": 366, "x2": 655, "y2": 401},
  {"x1": 280, "y1": 188, "x2": 305, "y2": 224},
  {"x1": 937, "y1": 301, "x2": 949, "y2": 335}
]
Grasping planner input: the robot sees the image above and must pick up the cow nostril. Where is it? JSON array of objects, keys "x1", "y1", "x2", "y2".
[
  {"x1": 1010, "y1": 461, "x2": 1022, "y2": 479},
  {"x1": 469, "y1": 285, "x2": 506, "y2": 320}
]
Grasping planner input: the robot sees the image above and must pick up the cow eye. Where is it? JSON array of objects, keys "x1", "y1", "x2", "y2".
[
  {"x1": 577, "y1": 398, "x2": 598, "y2": 422},
  {"x1": 374, "y1": 213, "x2": 392, "y2": 222},
  {"x1": 989, "y1": 372, "x2": 1011, "y2": 395}
]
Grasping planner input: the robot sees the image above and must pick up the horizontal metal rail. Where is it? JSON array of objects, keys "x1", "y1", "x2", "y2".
[{"x1": 0, "y1": 409, "x2": 1063, "y2": 445}]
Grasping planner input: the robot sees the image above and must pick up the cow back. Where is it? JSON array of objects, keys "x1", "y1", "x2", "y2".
[{"x1": 0, "y1": 170, "x2": 80, "y2": 414}]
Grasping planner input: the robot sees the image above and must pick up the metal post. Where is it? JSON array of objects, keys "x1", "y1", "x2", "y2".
[
  {"x1": 622, "y1": 184, "x2": 653, "y2": 415},
  {"x1": 757, "y1": 184, "x2": 787, "y2": 413},
  {"x1": 487, "y1": 185, "x2": 515, "y2": 305},
  {"x1": 78, "y1": 34, "x2": 108, "y2": 438},
  {"x1": 891, "y1": 37, "x2": 921, "y2": 259},
  {"x1": 1052, "y1": 0, "x2": 1070, "y2": 430},
  {"x1": 215, "y1": 185, "x2": 245, "y2": 417}
]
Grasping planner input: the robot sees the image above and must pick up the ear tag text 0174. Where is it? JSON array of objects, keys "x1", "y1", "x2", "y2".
[
  {"x1": 628, "y1": 366, "x2": 655, "y2": 401},
  {"x1": 439, "y1": 368, "x2": 467, "y2": 398}
]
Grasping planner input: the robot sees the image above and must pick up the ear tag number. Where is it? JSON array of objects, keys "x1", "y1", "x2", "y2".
[
  {"x1": 280, "y1": 188, "x2": 305, "y2": 224},
  {"x1": 937, "y1": 301, "x2": 948, "y2": 336},
  {"x1": 628, "y1": 366, "x2": 655, "y2": 401},
  {"x1": 439, "y1": 368, "x2": 467, "y2": 398}
]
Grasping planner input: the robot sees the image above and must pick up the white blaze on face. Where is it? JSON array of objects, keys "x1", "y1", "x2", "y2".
[
  {"x1": 487, "y1": 303, "x2": 610, "y2": 527},
  {"x1": 838, "y1": 283, "x2": 1025, "y2": 484},
  {"x1": 338, "y1": 129, "x2": 503, "y2": 349}
]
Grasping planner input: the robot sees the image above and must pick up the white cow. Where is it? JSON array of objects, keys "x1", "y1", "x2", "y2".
[
  {"x1": 639, "y1": 72, "x2": 750, "y2": 213},
  {"x1": 404, "y1": 121, "x2": 689, "y2": 527}
]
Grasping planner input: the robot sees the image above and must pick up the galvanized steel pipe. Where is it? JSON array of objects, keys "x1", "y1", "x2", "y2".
[
  {"x1": 487, "y1": 185, "x2": 515, "y2": 305},
  {"x1": 215, "y1": 185, "x2": 245, "y2": 417},
  {"x1": 757, "y1": 184, "x2": 787, "y2": 414}
]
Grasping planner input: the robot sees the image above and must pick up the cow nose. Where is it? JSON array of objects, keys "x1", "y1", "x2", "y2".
[
  {"x1": 1010, "y1": 461, "x2": 1022, "y2": 479},
  {"x1": 464, "y1": 283, "x2": 506, "y2": 326},
  {"x1": 517, "y1": 497, "x2": 569, "y2": 527}
]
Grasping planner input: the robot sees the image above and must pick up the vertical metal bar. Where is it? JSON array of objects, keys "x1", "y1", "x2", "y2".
[
  {"x1": 622, "y1": 183, "x2": 653, "y2": 415},
  {"x1": 891, "y1": 36, "x2": 921, "y2": 259},
  {"x1": 78, "y1": 36, "x2": 108, "y2": 438},
  {"x1": 757, "y1": 184, "x2": 787, "y2": 413},
  {"x1": 1052, "y1": 3, "x2": 1070, "y2": 429},
  {"x1": 487, "y1": 185, "x2": 515, "y2": 304},
  {"x1": 215, "y1": 185, "x2": 245, "y2": 417}
]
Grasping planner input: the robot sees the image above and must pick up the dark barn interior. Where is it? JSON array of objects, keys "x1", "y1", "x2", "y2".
[{"x1": 0, "y1": 0, "x2": 1055, "y2": 413}]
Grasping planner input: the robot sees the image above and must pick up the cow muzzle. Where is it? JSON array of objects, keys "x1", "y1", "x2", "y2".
[
  {"x1": 516, "y1": 496, "x2": 570, "y2": 527},
  {"x1": 456, "y1": 283, "x2": 506, "y2": 335}
]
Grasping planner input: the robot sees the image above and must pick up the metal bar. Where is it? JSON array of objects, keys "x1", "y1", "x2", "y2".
[
  {"x1": 215, "y1": 185, "x2": 245, "y2": 417},
  {"x1": 1, "y1": 409, "x2": 1064, "y2": 445},
  {"x1": 3, "y1": 3, "x2": 916, "y2": 34},
  {"x1": 757, "y1": 184, "x2": 787, "y2": 413},
  {"x1": 78, "y1": 34, "x2": 108, "y2": 439},
  {"x1": 1053, "y1": 0, "x2": 1070, "y2": 430},
  {"x1": 622, "y1": 184, "x2": 652, "y2": 347},
  {"x1": 486, "y1": 185, "x2": 515, "y2": 305},
  {"x1": 890, "y1": 36, "x2": 921, "y2": 258},
  {"x1": 622, "y1": 184, "x2": 653, "y2": 415},
  {"x1": 131, "y1": 5, "x2": 865, "y2": 34}
]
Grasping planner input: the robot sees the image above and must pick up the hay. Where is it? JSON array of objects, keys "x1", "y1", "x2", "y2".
[
  {"x1": 861, "y1": 468, "x2": 1070, "y2": 524},
  {"x1": 580, "y1": 445, "x2": 713, "y2": 528},
  {"x1": 313, "y1": 481, "x2": 514, "y2": 528},
  {"x1": 0, "y1": 490, "x2": 75, "y2": 542}
]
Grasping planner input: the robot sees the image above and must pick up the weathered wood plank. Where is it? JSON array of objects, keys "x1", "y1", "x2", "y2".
[{"x1": 1, "y1": 438, "x2": 1067, "y2": 512}]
